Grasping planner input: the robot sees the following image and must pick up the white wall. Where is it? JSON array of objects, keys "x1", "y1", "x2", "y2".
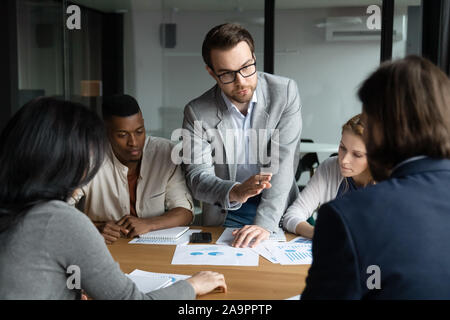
[
  {"x1": 275, "y1": 7, "x2": 380, "y2": 150},
  {"x1": 124, "y1": 10, "x2": 164, "y2": 134},
  {"x1": 124, "y1": 9, "x2": 265, "y2": 137},
  {"x1": 124, "y1": 6, "x2": 411, "y2": 152}
]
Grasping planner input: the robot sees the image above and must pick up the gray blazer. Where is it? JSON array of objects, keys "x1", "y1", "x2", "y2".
[{"x1": 182, "y1": 72, "x2": 302, "y2": 232}]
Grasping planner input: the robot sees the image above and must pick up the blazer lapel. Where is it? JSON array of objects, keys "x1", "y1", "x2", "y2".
[
  {"x1": 251, "y1": 78, "x2": 269, "y2": 167},
  {"x1": 251, "y1": 81, "x2": 269, "y2": 131}
]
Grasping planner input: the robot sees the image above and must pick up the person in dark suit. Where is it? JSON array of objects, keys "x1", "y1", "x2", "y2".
[{"x1": 301, "y1": 55, "x2": 450, "y2": 299}]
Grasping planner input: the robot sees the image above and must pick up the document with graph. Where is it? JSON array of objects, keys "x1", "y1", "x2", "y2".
[
  {"x1": 264, "y1": 240, "x2": 312, "y2": 265},
  {"x1": 171, "y1": 244, "x2": 259, "y2": 266}
]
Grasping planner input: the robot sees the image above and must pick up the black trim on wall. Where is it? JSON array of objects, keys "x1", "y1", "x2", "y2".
[
  {"x1": 0, "y1": 0, "x2": 18, "y2": 131},
  {"x1": 380, "y1": 0, "x2": 395, "y2": 62},
  {"x1": 264, "y1": 0, "x2": 275, "y2": 74},
  {"x1": 422, "y1": 0, "x2": 442, "y2": 65},
  {"x1": 440, "y1": 1, "x2": 450, "y2": 75},
  {"x1": 102, "y1": 13, "x2": 124, "y2": 96}
]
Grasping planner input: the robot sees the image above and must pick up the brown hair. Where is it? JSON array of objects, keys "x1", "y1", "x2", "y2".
[
  {"x1": 358, "y1": 55, "x2": 450, "y2": 181},
  {"x1": 202, "y1": 23, "x2": 255, "y2": 70},
  {"x1": 342, "y1": 114, "x2": 364, "y2": 137}
]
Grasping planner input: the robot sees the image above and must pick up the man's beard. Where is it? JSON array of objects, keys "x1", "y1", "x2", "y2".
[
  {"x1": 230, "y1": 86, "x2": 255, "y2": 104},
  {"x1": 128, "y1": 159, "x2": 141, "y2": 163}
]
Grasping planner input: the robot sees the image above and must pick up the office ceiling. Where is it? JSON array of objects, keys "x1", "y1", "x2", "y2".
[{"x1": 71, "y1": 0, "x2": 421, "y2": 13}]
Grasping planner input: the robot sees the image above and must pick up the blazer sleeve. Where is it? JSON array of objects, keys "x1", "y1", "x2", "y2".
[
  {"x1": 181, "y1": 103, "x2": 241, "y2": 210},
  {"x1": 301, "y1": 202, "x2": 361, "y2": 299},
  {"x1": 254, "y1": 79, "x2": 302, "y2": 232}
]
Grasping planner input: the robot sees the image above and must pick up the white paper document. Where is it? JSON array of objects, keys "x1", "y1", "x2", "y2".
[
  {"x1": 171, "y1": 244, "x2": 259, "y2": 266},
  {"x1": 215, "y1": 227, "x2": 286, "y2": 246},
  {"x1": 128, "y1": 229, "x2": 201, "y2": 245},
  {"x1": 126, "y1": 274, "x2": 171, "y2": 293},
  {"x1": 129, "y1": 269, "x2": 190, "y2": 288},
  {"x1": 252, "y1": 243, "x2": 279, "y2": 263}
]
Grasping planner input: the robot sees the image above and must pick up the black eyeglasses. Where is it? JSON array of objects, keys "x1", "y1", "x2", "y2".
[{"x1": 213, "y1": 62, "x2": 257, "y2": 84}]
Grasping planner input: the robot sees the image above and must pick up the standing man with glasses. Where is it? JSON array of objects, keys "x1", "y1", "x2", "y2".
[{"x1": 182, "y1": 23, "x2": 302, "y2": 248}]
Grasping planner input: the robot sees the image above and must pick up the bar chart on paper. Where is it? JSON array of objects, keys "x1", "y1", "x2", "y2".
[
  {"x1": 269, "y1": 242, "x2": 313, "y2": 265},
  {"x1": 284, "y1": 249, "x2": 312, "y2": 263}
]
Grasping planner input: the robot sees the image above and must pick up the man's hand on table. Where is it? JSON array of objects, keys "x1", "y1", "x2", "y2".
[
  {"x1": 96, "y1": 221, "x2": 129, "y2": 245},
  {"x1": 231, "y1": 225, "x2": 270, "y2": 248},
  {"x1": 117, "y1": 215, "x2": 154, "y2": 238}
]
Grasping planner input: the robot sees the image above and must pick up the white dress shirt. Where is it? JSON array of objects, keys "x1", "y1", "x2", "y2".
[
  {"x1": 282, "y1": 156, "x2": 344, "y2": 233},
  {"x1": 221, "y1": 90, "x2": 259, "y2": 183}
]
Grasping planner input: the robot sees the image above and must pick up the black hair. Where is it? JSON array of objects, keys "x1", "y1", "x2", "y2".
[
  {"x1": 102, "y1": 94, "x2": 141, "y2": 120},
  {"x1": 0, "y1": 97, "x2": 107, "y2": 233}
]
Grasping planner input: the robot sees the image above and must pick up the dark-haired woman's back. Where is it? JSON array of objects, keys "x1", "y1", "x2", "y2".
[
  {"x1": 0, "y1": 97, "x2": 226, "y2": 299},
  {"x1": 0, "y1": 200, "x2": 195, "y2": 299}
]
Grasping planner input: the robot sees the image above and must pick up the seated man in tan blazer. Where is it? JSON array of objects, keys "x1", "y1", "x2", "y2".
[{"x1": 75, "y1": 94, "x2": 194, "y2": 244}]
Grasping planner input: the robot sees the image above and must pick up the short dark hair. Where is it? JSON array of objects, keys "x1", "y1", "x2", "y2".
[
  {"x1": 102, "y1": 94, "x2": 141, "y2": 120},
  {"x1": 202, "y1": 23, "x2": 255, "y2": 69},
  {"x1": 0, "y1": 97, "x2": 107, "y2": 233},
  {"x1": 358, "y1": 55, "x2": 450, "y2": 181}
]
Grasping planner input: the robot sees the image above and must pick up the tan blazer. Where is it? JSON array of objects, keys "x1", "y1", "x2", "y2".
[{"x1": 78, "y1": 136, "x2": 194, "y2": 222}]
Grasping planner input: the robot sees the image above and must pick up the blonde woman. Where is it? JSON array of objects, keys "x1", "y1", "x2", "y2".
[{"x1": 282, "y1": 114, "x2": 373, "y2": 239}]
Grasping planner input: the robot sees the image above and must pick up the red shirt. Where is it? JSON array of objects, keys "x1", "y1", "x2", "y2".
[{"x1": 127, "y1": 165, "x2": 140, "y2": 217}]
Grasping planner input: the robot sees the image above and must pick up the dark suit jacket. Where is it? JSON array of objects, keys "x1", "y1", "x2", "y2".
[{"x1": 302, "y1": 157, "x2": 450, "y2": 299}]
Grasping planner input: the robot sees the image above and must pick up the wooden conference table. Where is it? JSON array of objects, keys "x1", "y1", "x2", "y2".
[{"x1": 108, "y1": 226, "x2": 310, "y2": 300}]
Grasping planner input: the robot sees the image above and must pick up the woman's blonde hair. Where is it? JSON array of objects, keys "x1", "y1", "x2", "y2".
[
  {"x1": 342, "y1": 114, "x2": 364, "y2": 137},
  {"x1": 340, "y1": 113, "x2": 374, "y2": 190}
]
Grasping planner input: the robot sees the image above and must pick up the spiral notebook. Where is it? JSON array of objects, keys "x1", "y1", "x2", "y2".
[{"x1": 139, "y1": 226, "x2": 189, "y2": 240}]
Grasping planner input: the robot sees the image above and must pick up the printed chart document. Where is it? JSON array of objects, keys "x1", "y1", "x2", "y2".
[
  {"x1": 171, "y1": 244, "x2": 259, "y2": 266},
  {"x1": 254, "y1": 236, "x2": 313, "y2": 264},
  {"x1": 129, "y1": 229, "x2": 201, "y2": 245},
  {"x1": 288, "y1": 236, "x2": 312, "y2": 244},
  {"x1": 215, "y1": 227, "x2": 286, "y2": 246},
  {"x1": 264, "y1": 241, "x2": 312, "y2": 265}
]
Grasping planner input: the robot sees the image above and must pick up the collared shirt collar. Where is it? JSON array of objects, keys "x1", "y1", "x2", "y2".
[{"x1": 391, "y1": 155, "x2": 428, "y2": 174}]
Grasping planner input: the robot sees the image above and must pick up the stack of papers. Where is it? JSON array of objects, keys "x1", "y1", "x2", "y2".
[
  {"x1": 254, "y1": 236, "x2": 313, "y2": 265},
  {"x1": 126, "y1": 274, "x2": 171, "y2": 293},
  {"x1": 127, "y1": 269, "x2": 190, "y2": 293}
]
